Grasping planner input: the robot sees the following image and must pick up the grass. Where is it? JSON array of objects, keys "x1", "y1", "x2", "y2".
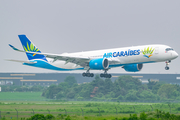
[
  {"x1": 0, "y1": 92, "x2": 180, "y2": 119},
  {"x1": 0, "y1": 101, "x2": 180, "y2": 117},
  {"x1": 0, "y1": 92, "x2": 46, "y2": 101}
]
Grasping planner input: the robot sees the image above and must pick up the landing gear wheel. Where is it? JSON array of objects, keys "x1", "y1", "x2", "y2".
[
  {"x1": 104, "y1": 74, "x2": 108, "y2": 78},
  {"x1": 90, "y1": 73, "x2": 94, "y2": 77},
  {"x1": 100, "y1": 73, "x2": 104, "y2": 77},
  {"x1": 100, "y1": 73, "x2": 112, "y2": 78},
  {"x1": 82, "y1": 72, "x2": 86, "y2": 77},
  {"x1": 165, "y1": 61, "x2": 170, "y2": 70},
  {"x1": 108, "y1": 74, "x2": 112, "y2": 78},
  {"x1": 100, "y1": 69, "x2": 112, "y2": 78},
  {"x1": 86, "y1": 73, "x2": 91, "y2": 77},
  {"x1": 82, "y1": 69, "x2": 94, "y2": 77},
  {"x1": 165, "y1": 66, "x2": 169, "y2": 70}
]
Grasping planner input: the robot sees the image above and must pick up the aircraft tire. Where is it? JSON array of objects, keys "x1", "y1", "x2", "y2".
[
  {"x1": 87, "y1": 73, "x2": 91, "y2": 77},
  {"x1": 104, "y1": 74, "x2": 108, "y2": 78},
  {"x1": 90, "y1": 73, "x2": 94, "y2": 77},
  {"x1": 82, "y1": 73, "x2": 86, "y2": 77},
  {"x1": 108, "y1": 74, "x2": 112, "y2": 78},
  {"x1": 100, "y1": 73, "x2": 104, "y2": 77},
  {"x1": 165, "y1": 66, "x2": 169, "y2": 70}
]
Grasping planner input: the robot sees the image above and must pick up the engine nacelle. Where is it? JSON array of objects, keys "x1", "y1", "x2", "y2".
[
  {"x1": 89, "y1": 58, "x2": 109, "y2": 70},
  {"x1": 123, "y1": 64, "x2": 143, "y2": 72}
]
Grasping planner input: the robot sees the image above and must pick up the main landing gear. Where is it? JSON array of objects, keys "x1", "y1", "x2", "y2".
[
  {"x1": 82, "y1": 69, "x2": 112, "y2": 78},
  {"x1": 82, "y1": 72, "x2": 94, "y2": 77},
  {"x1": 100, "y1": 69, "x2": 112, "y2": 78},
  {"x1": 82, "y1": 69, "x2": 94, "y2": 77},
  {"x1": 100, "y1": 73, "x2": 112, "y2": 78},
  {"x1": 165, "y1": 60, "x2": 171, "y2": 70}
]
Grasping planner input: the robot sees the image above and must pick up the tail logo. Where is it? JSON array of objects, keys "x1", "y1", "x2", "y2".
[
  {"x1": 141, "y1": 47, "x2": 154, "y2": 58},
  {"x1": 23, "y1": 42, "x2": 39, "y2": 57}
]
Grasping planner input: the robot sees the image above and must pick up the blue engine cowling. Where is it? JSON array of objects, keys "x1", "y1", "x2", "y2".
[
  {"x1": 89, "y1": 58, "x2": 109, "y2": 70},
  {"x1": 123, "y1": 64, "x2": 143, "y2": 72}
]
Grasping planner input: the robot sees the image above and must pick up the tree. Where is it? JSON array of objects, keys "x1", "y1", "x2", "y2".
[
  {"x1": 90, "y1": 75, "x2": 104, "y2": 87},
  {"x1": 56, "y1": 92, "x2": 65, "y2": 99},
  {"x1": 45, "y1": 114, "x2": 55, "y2": 120},
  {"x1": 147, "y1": 79, "x2": 157, "y2": 89},
  {"x1": 27, "y1": 114, "x2": 45, "y2": 120},
  {"x1": 104, "y1": 78, "x2": 114, "y2": 94},
  {"x1": 115, "y1": 75, "x2": 142, "y2": 91},
  {"x1": 125, "y1": 90, "x2": 139, "y2": 101},
  {"x1": 64, "y1": 76, "x2": 77, "y2": 87},
  {"x1": 152, "y1": 82, "x2": 164, "y2": 94},
  {"x1": 157, "y1": 84, "x2": 179, "y2": 99},
  {"x1": 140, "y1": 112, "x2": 147, "y2": 120},
  {"x1": 66, "y1": 91, "x2": 76, "y2": 99},
  {"x1": 45, "y1": 84, "x2": 62, "y2": 99},
  {"x1": 42, "y1": 75, "x2": 180, "y2": 101},
  {"x1": 138, "y1": 90, "x2": 158, "y2": 100},
  {"x1": 117, "y1": 95, "x2": 124, "y2": 100}
]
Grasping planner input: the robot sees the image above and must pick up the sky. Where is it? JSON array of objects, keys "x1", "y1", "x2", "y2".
[{"x1": 0, "y1": 0, "x2": 180, "y2": 74}]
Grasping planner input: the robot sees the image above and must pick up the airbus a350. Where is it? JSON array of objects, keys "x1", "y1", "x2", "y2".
[{"x1": 8, "y1": 35, "x2": 178, "y2": 78}]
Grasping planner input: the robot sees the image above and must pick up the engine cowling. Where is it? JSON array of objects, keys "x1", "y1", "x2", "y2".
[
  {"x1": 123, "y1": 64, "x2": 143, "y2": 72},
  {"x1": 89, "y1": 58, "x2": 109, "y2": 70}
]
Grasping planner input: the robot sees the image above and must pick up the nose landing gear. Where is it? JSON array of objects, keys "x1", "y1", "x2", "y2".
[{"x1": 165, "y1": 61, "x2": 171, "y2": 70}]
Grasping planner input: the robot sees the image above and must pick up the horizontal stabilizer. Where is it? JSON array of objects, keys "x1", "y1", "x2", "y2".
[
  {"x1": 5, "y1": 59, "x2": 37, "y2": 64},
  {"x1": 9, "y1": 44, "x2": 24, "y2": 52}
]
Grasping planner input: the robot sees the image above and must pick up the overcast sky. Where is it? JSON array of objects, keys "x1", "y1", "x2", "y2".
[{"x1": 0, "y1": 0, "x2": 180, "y2": 74}]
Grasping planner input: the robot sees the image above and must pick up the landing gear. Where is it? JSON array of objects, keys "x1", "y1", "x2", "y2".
[
  {"x1": 82, "y1": 72, "x2": 94, "y2": 77},
  {"x1": 165, "y1": 61, "x2": 170, "y2": 70},
  {"x1": 82, "y1": 69, "x2": 94, "y2": 77},
  {"x1": 165, "y1": 66, "x2": 169, "y2": 70},
  {"x1": 100, "y1": 69, "x2": 112, "y2": 78},
  {"x1": 100, "y1": 73, "x2": 112, "y2": 78}
]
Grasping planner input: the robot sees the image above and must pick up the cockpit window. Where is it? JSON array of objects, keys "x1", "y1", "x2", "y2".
[{"x1": 165, "y1": 48, "x2": 174, "y2": 52}]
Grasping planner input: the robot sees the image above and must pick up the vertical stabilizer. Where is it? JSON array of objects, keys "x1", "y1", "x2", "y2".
[{"x1": 18, "y1": 35, "x2": 47, "y2": 61}]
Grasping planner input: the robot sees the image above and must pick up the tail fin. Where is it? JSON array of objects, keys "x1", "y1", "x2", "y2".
[{"x1": 18, "y1": 35, "x2": 47, "y2": 61}]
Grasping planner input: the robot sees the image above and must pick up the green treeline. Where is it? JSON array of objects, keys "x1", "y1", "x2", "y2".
[
  {"x1": 42, "y1": 75, "x2": 180, "y2": 101},
  {"x1": 0, "y1": 85, "x2": 44, "y2": 92}
]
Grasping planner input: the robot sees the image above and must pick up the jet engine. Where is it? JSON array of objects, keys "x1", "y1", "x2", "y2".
[
  {"x1": 123, "y1": 64, "x2": 143, "y2": 72},
  {"x1": 89, "y1": 58, "x2": 109, "y2": 70}
]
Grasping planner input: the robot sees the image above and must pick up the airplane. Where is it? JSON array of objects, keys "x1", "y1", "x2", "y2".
[{"x1": 8, "y1": 35, "x2": 178, "y2": 78}]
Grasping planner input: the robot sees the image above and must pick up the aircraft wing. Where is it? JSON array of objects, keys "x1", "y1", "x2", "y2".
[
  {"x1": 44, "y1": 54, "x2": 89, "y2": 67},
  {"x1": 9, "y1": 44, "x2": 121, "y2": 67},
  {"x1": 9, "y1": 44, "x2": 90, "y2": 67}
]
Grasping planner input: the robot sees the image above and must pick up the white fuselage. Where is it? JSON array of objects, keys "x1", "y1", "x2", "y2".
[{"x1": 44, "y1": 44, "x2": 178, "y2": 70}]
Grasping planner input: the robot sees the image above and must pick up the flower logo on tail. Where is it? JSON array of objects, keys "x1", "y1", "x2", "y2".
[
  {"x1": 23, "y1": 42, "x2": 40, "y2": 57},
  {"x1": 142, "y1": 47, "x2": 154, "y2": 58}
]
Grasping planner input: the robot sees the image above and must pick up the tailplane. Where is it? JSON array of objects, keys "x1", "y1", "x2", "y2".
[{"x1": 18, "y1": 35, "x2": 47, "y2": 61}]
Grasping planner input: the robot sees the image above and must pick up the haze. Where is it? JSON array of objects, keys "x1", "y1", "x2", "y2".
[{"x1": 0, "y1": 0, "x2": 180, "y2": 73}]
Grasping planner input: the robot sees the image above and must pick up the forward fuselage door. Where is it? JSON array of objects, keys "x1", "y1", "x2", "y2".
[{"x1": 155, "y1": 47, "x2": 159, "y2": 54}]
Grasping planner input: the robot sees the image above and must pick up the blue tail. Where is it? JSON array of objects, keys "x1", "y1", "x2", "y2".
[{"x1": 18, "y1": 35, "x2": 47, "y2": 61}]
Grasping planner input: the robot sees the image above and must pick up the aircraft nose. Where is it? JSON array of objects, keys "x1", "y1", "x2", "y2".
[{"x1": 172, "y1": 51, "x2": 178, "y2": 59}]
